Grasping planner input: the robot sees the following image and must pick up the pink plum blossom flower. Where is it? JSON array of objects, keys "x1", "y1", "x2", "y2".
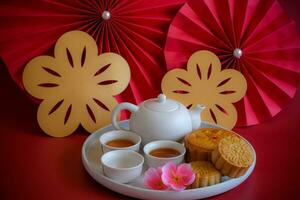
[
  {"x1": 161, "y1": 162, "x2": 195, "y2": 191},
  {"x1": 144, "y1": 167, "x2": 168, "y2": 190}
]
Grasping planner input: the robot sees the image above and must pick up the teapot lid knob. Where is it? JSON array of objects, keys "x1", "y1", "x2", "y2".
[
  {"x1": 144, "y1": 93, "x2": 178, "y2": 112},
  {"x1": 157, "y1": 94, "x2": 166, "y2": 103}
]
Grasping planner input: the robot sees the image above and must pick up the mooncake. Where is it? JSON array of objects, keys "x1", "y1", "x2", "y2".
[
  {"x1": 211, "y1": 136, "x2": 254, "y2": 178},
  {"x1": 185, "y1": 128, "x2": 236, "y2": 162},
  {"x1": 189, "y1": 161, "x2": 221, "y2": 188}
]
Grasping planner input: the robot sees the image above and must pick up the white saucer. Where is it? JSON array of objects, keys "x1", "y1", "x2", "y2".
[{"x1": 82, "y1": 120, "x2": 256, "y2": 200}]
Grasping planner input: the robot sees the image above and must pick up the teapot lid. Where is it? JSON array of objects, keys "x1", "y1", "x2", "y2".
[{"x1": 144, "y1": 94, "x2": 179, "y2": 112}]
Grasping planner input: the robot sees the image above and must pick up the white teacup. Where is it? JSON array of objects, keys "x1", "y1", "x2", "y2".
[
  {"x1": 143, "y1": 140, "x2": 186, "y2": 168},
  {"x1": 99, "y1": 130, "x2": 141, "y2": 153},
  {"x1": 101, "y1": 150, "x2": 144, "y2": 183}
]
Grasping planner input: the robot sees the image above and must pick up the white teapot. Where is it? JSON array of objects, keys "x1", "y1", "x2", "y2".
[{"x1": 112, "y1": 94, "x2": 205, "y2": 144}]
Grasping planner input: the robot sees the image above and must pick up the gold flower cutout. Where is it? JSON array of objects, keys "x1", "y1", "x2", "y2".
[
  {"x1": 23, "y1": 31, "x2": 130, "y2": 137},
  {"x1": 161, "y1": 50, "x2": 247, "y2": 129}
]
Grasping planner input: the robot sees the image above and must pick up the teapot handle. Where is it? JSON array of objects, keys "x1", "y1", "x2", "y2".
[{"x1": 112, "y1": 103, "x2": 139, "y2": 130}]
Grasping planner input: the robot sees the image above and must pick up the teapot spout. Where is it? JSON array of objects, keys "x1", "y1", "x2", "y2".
[{"x1": 189, "y1": 104, "x2": 205, "y2": 130}]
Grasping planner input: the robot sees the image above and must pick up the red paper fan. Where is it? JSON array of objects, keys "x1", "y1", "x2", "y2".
[
  {"x1": 164, "y1": 0, "x2": 300, "y2": 126},
  {"x1": 0, "y1": 0, "x2": 185, "y2": 105}
]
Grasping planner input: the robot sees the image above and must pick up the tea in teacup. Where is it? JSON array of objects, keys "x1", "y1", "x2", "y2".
[
  {"x1": 106, "y1": 139, "x2": 135, "y2": 148},
  {"x1": 149, "y1": 148, "x2": 181, "y2": 158},
  {"x1": 143, "y1": 140, "x2": 186, "y2": 168},
  {"x1": 99, "y1": 130, "x2": 141, "y2": 153}
]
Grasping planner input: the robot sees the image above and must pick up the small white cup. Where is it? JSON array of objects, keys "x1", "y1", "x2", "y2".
[
  {"x1": 143, "y1": 140, "x2": 186, "y2": 168},
  {"x1": 99, "y1": 130, "x2": 141, "y2": 153},
  {"x1": 101, "y1": 150, "x2": 144, "y2": 183}
]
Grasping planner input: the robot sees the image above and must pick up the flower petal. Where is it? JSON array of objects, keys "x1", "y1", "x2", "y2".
[
  {"x1": 162, "y1": 162, "x2": 177, "y2": 177},
  {"x1": 144, "y1": 168, "x2": 168, "y2": 190},
  {"x1": 214, "y1": 69, "x2": 247, "y2": 103},
  {"x1": 144, "y1": 168, "x2": 158, "y2": 188},
  {"x1": 161, "y1": 162, "x2": 177, "y2": 186},
  {"x1": 202, "y1": 103, "x2": 238, "y2": 130},
  {"x1": 187, "y1": 50, "x2": 221, "y2": 81},
  {"x1": 91, "y1": 53, "x2": 131, "y2": 95},
  {"x1": 79, "y1": 93, "x2": 118, "y2": 133},
  {"x1": 144, "y1": 168, "x2": 161, "y2": 180},
  {"x1": 161, "y1": 68, "x2": 193, "y2": 106},
  {"x1": 176, "y1": 164, "x2": 195, "y2": 186},
  {"x1": 37, "y1": 97, "x2": 80, "y2": 137},
  {"x1": 54, "y1": 31, "x2": 98, "y2": 69},
  {"x1": 23, "y1": 56, "x2": 65, "y2": 100},
  {"x1": 169, "y1": 183, "x2": 186, "y2": 191},
  {"x1": 157, "y1": 167, "x2": 163, "y2": 176}
]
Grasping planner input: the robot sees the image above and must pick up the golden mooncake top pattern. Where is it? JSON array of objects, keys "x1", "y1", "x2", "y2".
[
  {"x1": 190, "y1": 161, "x2": 220, "y2": 176},
  {"x1": 186, "y1": 128, "x2": 236, "y2": 150},
  {"x1": 218, "y1": 136, "x2": 254, "y2": 168}
]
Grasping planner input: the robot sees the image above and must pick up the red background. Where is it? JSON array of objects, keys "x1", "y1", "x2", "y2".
[{"x1": 1, "y1": 0, "x2": 300, "y2": 199}]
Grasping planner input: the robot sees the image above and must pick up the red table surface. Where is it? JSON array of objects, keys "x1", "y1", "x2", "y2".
[{"x1": 1, "y1": 1, "x2": 300, "y2": 199}]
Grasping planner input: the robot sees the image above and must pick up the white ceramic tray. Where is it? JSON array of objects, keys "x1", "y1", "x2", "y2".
[{"x1": 82, "y1": 120, "x2": 256, "y2": 200}]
